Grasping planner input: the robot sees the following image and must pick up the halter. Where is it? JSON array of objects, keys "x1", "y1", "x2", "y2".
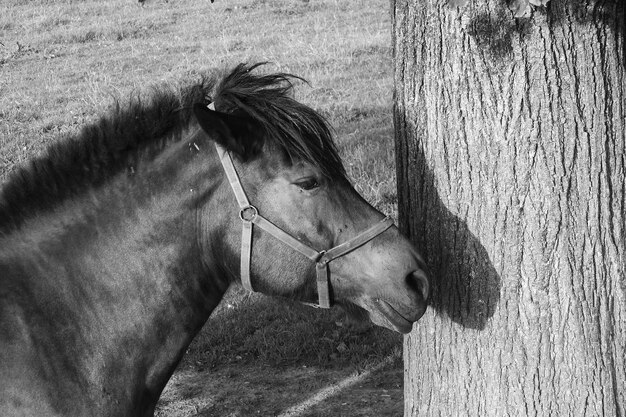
[{"x1": 210, "y1": 104, "x2": 393, "y2": 308}]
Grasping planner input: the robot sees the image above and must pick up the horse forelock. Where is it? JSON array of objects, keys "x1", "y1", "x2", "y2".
[{"x1": 212, "y1": 63, "x2": 346, "y2": 181}]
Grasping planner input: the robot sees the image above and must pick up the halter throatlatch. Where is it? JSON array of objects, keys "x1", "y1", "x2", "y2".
[{"x1": 210, "y1": 104, "x2": 393, "y2": 308}]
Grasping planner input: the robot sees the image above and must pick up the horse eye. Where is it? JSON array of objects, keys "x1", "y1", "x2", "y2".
[{"x1": 295, "y1": 178, "x2": 320, "y2": 191}]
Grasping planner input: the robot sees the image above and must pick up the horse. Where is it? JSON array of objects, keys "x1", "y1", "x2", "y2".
[{"x1": 0, "y1": 63, "x2": 429, "y2": 416}]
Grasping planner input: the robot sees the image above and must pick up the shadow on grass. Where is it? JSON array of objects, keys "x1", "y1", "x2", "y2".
[
  {"x1": 158, "y1": 289, "x2": 405, "y2": 416},
  {"x1": 156, "y1": 349, "x2": 403, "y2": 417},
  {"x1": 185, "y1": 288, "x2": 402, "y2": 370}
]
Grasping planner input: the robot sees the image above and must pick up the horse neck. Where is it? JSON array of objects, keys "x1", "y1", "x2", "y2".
[{"x1": 4, "y1": 128, "x2": 230, "y2": 415}]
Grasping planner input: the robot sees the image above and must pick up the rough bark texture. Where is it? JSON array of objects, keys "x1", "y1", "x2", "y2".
[{"x1": 393, "y1": 0, "x2": 626, "y2": 415}]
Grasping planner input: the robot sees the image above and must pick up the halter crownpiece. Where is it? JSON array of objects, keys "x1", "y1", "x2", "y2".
[{"x1": 208, "y1": 103, "x2": 393, "y2": 308}]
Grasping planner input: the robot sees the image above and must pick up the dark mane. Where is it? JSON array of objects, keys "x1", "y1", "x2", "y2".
[
  {"x1": 0, "y1": 78, "x2": 214, "y2": 234},
  {"x1": 0, "y1": 63, "x2": 345, "y2": 234}
]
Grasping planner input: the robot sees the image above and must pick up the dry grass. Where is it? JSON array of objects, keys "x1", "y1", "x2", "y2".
[{"x1": 0, "y1": 0, "x2": 401, "y2": 413}]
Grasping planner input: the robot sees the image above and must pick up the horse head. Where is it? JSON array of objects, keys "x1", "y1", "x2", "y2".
[{"x1": 193, "y1": 64, "x2": 429, "y2": 333}]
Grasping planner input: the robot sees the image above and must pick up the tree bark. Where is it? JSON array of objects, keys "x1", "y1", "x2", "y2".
[{"x1": 393, "y1": 0, "x2": 626, "y2": 415}]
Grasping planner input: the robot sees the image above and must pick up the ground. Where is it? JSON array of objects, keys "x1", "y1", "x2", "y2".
[
  {"x1": 155, "y1": 288, "x2": 405, "y2": 416},
  {"x1": 156, "y1": 354, "x2": 403, "y2": 416}
]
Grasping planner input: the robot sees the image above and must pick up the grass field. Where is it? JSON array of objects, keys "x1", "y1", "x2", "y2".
[{"x1": 0, "y1": 0, "x2": 402, "y2": 414}]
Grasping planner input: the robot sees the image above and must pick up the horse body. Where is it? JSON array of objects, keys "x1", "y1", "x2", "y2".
[
  {"x1": 1, "y1": 128, "x2": 228, "y2": 416},
  {"x1": 0, "y1": 64, "x2": 428, "y2": 416}
]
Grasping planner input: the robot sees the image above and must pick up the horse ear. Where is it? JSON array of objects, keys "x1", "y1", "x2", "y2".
[{"x1": 193, "y1": 104, "x2": 263, "y2": 161}]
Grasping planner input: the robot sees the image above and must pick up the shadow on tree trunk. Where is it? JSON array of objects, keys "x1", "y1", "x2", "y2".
[
  {"x1": 472, "y1": 0, "x2": 626, "y2": 68},
  {"x1": 394, "y1": 110, "x2": 501, "y2": 331}
]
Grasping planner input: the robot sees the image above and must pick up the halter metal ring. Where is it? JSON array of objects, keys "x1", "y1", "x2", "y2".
[
  {"x1": 239, "y1": 205, "x2": 259, "y2": 223},
  {"x1": 315, "y1": 250, "x2": 327, "y2": 265}
]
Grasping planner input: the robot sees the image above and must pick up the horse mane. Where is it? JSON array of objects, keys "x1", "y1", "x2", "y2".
[
  {"x1": 0, "y1": 79, "x2": 213, "y2": 234},
  {"x1": 0, "y1": 63, "x2": 345, "y2": 234}
]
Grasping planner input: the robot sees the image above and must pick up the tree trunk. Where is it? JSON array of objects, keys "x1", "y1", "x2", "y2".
[{"x1": 393, "y1": 0, "x2": 626, "y2": 415}]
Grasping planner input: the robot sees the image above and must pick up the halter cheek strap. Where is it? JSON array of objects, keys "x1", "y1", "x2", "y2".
[{"x1": 210, "y1": 104, "x2": 393, "y2": 308}]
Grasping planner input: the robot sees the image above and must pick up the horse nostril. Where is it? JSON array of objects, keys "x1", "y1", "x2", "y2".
[{"x1": 406, "y1": 270, "x2": 429, "y2": 301}]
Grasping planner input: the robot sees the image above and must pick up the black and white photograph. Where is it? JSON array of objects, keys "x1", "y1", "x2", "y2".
[{"x1": 1, "y1": 0, "x2": 624, "y2": 415}]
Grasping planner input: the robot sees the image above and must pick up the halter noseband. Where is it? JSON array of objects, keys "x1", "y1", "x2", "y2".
[{"x1": 210, "y1": 104, "x2": 393, "y2": 308}]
